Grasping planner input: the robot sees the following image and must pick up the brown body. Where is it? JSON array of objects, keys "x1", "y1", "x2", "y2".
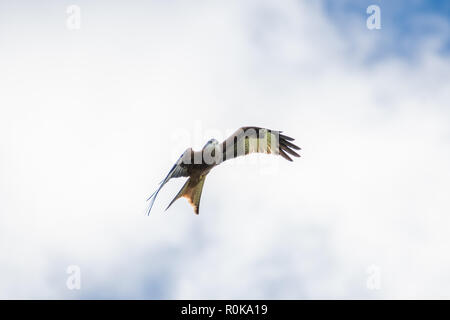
[{"x1": 166, "y1": 152, "x2": 214, "y2": 214}]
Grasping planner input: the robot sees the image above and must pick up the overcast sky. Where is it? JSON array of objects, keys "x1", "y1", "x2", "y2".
[{"x1": 0, "y1": 0, "x2": 449, "y2": 299}]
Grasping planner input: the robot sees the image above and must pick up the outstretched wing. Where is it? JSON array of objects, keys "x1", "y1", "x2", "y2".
[
  {"x1": 220, "y1": 126, "x2": 301, "y2": 162},
  {"x1": 146, "y1": 150, "x2": 191, "y2": 215}
]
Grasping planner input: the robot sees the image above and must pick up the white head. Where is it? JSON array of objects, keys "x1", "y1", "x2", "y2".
[{"x1": 202, "y1": 138, "x2": 220, "y2": 165}]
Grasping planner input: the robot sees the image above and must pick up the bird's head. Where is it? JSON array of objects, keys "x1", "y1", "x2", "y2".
[{"x1": 202, "y1": 138, "x2": 219, "y2": 150}]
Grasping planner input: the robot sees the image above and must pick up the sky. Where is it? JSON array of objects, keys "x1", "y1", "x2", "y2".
[{"x1": 0, "y1": 0, "x2": 449, "y2": 299}]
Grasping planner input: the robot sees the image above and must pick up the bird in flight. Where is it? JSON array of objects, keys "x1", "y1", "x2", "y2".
[{"x1": 146, "y1": 126, "x2": 301, "y2": 215}]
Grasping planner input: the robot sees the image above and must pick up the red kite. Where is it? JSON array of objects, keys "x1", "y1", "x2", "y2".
[{"x1": 147, "y1": 126, "x2": 300, "y2": 215}]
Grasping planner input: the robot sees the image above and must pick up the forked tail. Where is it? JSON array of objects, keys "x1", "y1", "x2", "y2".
[{"x1": 165, "y1": 175, "x2": 207, "y2": 214}]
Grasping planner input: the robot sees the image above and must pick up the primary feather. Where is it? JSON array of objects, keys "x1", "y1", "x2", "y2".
[{"x1": 146, "y1": 126, "x2": 300, "y2": 215}]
